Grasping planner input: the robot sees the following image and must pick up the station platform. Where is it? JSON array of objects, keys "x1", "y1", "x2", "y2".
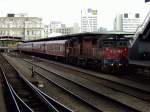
[{"x1": 129, "y1": 60, "x2": 150, "y2": 67}]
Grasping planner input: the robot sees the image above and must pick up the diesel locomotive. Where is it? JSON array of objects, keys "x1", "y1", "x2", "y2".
[{"x1": 18, "y1": 33, "x2": 132, "y2": 72}]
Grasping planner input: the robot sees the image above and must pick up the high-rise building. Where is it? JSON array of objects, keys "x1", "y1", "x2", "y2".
[
  {"x1": 114, "y1": 13, "x2": 141, "y2": 32},
  {"x1": 81, "y1": 8, "x2": 98, "y2": 32},
  {"x1": 0, "y1": 14, "x2": 43, "y2": 40}
]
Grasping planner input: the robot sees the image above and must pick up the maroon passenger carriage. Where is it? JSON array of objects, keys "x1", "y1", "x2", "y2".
[
  {"x1": 19, "y1": 40, "x2": 67, "y2": 61},
  {"x1": 18, "y1": 33, "x2": 132, "y2": 72}
]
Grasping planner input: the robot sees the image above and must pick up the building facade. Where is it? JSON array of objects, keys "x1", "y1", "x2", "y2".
[
  {"x1": 0, "y1": 14, "x2": 43, "y2": 40},
  {"x1": 98, "y1": 27, "x2": 107, "y2": 32},
  {"x1": 45, "y1": 21, "x2": 79, "y2": 37},
  {"x1": 81, "y1": 8, "x2": 98, "y2": 32},
  {"x1": 114, "y1": 13, "x2": 141, "y2": 32}
]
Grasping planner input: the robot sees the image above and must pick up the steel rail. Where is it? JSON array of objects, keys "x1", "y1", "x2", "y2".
[
  {"x1": 34, "y1": 58, "x2": 150, "y2": 93},
  {"x1": 24, "y1": 60, "x2": 141, "y2": 112},
  {"x1": 38, "y1": 59, "x2": 150, "y2": 102},
  {"x1": 3, "y1": 54, "x2": 73, "y2": 112},
  {"x1": 1, "y1": 54, "x2": 59, "y2": 112},
  {"x1": 0, "y1": 66, "x2": 32, "y2": 112},
  {"x1": 34, "y1": 71, "x2": 102, "y2": 112},
  {"x1": 38, "y1": 87, "x2": 73, "y2": 112}
]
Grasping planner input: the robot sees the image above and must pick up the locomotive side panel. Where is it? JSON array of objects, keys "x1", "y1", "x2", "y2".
[{"x1": 82, "y1": 39, "x2": 94, "y2": 58}]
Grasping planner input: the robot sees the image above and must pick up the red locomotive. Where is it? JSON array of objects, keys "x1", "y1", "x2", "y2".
[
  {"x1": 18, "y1": 33, "x2": 131, "y2": 72},
  {"x1": 100, "y1": 38, "x2": 129, "y2": 71}
]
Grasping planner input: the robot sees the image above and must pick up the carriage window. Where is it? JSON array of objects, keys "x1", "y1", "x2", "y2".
[{"x1": 60, "y1": 45, "x2": 64, "y2": 51}]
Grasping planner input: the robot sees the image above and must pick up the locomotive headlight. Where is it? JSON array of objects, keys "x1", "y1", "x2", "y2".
[
  {"x1": 111, "y1": 64, "x2": 114, "y2": 66},
  {"x1": 124, "y1": 48, "x2": 127, "y2": 51},
  {"x1": 118, "y1": 50, "x2": 121, "y2": 53}
]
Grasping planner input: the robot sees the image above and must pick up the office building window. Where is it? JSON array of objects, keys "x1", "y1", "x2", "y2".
[
  {"x1": 124, "y1": 13, "x2": 128, "y2": 18},
  {"x1": 27, "y1": 31, "x2": 29, "y2": 35},
  {"x1": 135, "y1": 13, "x2": 140, "y2": 18}
]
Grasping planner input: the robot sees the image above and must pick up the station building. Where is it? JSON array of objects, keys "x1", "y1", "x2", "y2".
[{"x1": 0, "y1": 14, "x2": 43, "y2": 41}]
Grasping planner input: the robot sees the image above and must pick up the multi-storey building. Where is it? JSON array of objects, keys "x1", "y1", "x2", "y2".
[
  {"x1": 73, "y1": 23, "x2": 80, "y2": 33},
  {"x1": 46, "y1": 21, "x2": 79, "y2": 37},
  {"x1": 49, "y1": 27, "x2": 73, "y2": 35},
  {"x1": 114, "y1": 13, "x2": 141, "y2": 32},
  {"x1": 43, "y1": 25, "x2": 49, "y2": 38},
  {"x1": 0, "y1": 14, "x2": 43, "y2": 40},
  {"x1": 98, "y1": 27, "x2": 107, "y2": 32},
  {"x1": 81, "y1": 8, "x2": 98, "y2": 32}
]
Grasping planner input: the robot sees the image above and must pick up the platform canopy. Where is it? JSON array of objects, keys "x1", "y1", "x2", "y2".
[
  {"x1": 0, "y1": 36, "x2": 22, "y2": 41},
  {"x1": 24, "y1": 32, "x2": 134, "y2": 43},
  {"x1": 0, "y1": 36, "x2": 22, "y2": 48}
]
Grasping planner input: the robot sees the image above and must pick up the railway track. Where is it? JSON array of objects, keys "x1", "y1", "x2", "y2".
[
  {"x1": 25, "y1": 59, "x2": 150, "y2": 111},
  {"x1": 35, "y1": 58, "x2": 150, "y2": 101},
  {"x1": 8, "y1": 55, "x2": 150, "y2": 112},
  {"x1": 18, "y1": 54, "x2": 150, "y2": 101},
  {"x1": 4, "y1": 54, "x2": 105, "y2": 112},
  {"x1": 7, "y1": 53, "x2": 150, "y2": 111},
  {"x1": 10, "y1": 52, "x2": 150, "y2": 84},
  {"x1": 0, "y1": 54, "x2": 72, "y2": 112}
]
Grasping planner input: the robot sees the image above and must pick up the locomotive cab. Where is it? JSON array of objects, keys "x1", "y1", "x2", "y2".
[{"x1": 101, "y1": 37, "x2": 129, "y2": 72}]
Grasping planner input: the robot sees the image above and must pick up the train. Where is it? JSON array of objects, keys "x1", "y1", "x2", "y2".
[{"x1": 18, "y1": 33, "x2": 132, "y2": 72}]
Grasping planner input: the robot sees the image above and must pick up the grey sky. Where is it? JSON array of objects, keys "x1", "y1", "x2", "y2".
[{"x1": 0, "y1": 0, "x2": 149, "y2": 30}]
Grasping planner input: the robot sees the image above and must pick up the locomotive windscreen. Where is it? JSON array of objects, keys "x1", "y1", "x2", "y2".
[{"x1": 102, "y1": 39, "x2": 128, "y2": 48}]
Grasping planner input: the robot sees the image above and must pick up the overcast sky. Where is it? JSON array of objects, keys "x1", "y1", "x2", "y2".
[{"x1": 0, "y1": 0, "x2": 149, "y2": 30}]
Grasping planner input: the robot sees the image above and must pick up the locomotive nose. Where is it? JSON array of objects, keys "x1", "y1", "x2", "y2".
[{"x1": 103, "y1": 47, "x2": 128, "y2": 60}]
